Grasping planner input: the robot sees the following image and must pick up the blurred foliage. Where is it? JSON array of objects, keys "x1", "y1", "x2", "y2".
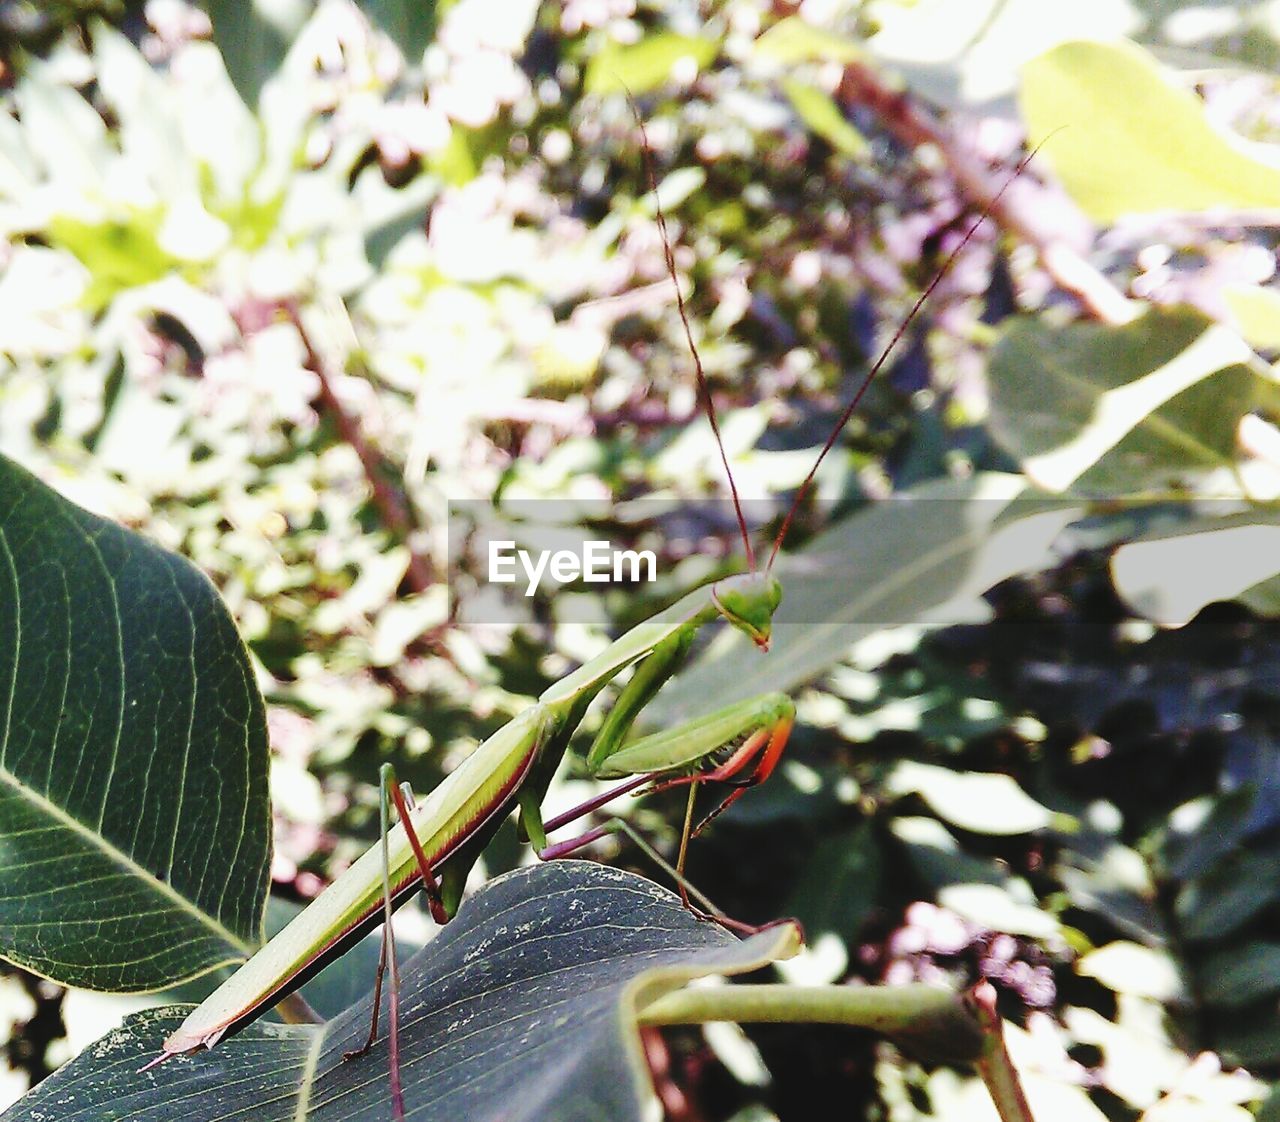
[{"x1": 3, "y1": 0, "x2": 1280, "y2": 1120}]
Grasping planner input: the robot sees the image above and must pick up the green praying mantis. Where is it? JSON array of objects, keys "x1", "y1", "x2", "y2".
[{"x1": 143, "y1": 121, "x2": 1038, "y2": 1120}]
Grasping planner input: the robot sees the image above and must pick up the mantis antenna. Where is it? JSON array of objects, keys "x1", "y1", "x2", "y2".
[
  {"x1": 765, "y1": 141, "x2": 1050, "y2": 574},
  {"x1": 631, "y1": 102, "x2": 757, "y2": 573},
  {"x1": 636, "y1": 100, "x2": 1045, "y2": 576}
]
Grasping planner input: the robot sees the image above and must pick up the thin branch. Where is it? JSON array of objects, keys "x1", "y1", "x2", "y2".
[
  {"x1": 836, "y1": 61, "x2": 1135, "y2": 325},
  {"x1": 285, "y1": 300, "x2": 435, "y2": 595}
]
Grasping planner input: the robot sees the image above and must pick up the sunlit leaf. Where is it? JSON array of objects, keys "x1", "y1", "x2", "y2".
[
  {"x1": 1020, "y1": 39, "x2": 1280, "y2": 222},
  {"x1": 1226, "y1": 284, "x2": 1280, "y2": 351},
  {"x1": 988, "y1": 306, "x2": 1268, "y2": 493},
  {"x1": 584, "y1": 32, "x2": 720, "y2": 95},
  {"x1": 886, "y1": 761, "x2": 1056, "y2": 836},
  {"x1": 1112, "y1": 513, "x2": 1280, "y2": 627},
  {"x1": 1078, "y1": 941, "x2": 1183, "y2": 1001},
  {"x1": 754, "y1": 17, "x2": 864, "y2": 64},
  {"x1": 783, "y1": 80, "x2": 868, "y2": 158},
  {"x1": 937, "y1": 883, "x2": 1059, "y2": 940}
]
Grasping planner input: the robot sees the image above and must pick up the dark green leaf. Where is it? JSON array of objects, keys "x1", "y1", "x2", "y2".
[
  {"x1": 1176, "y1": 844, "x2": 1280, "y2": 943},
  {"x1": 1218, "y1": 1004, "x2": 1280, "y2": 1069},
  {"x1": 0, "y1": 454, "x2": 270, "y2": 991},
  {"x1": 357, "y1": 0, "x2": 437, "y2": 63},
  {"x1": 1055, "y1": 834, "x2": 1167, "y2": 946},
  {"x1": 3, "y1": 862, "x2": 798, "y2": 1121},
  {"x1": 1200, "y1": 942, "x2": 1280, "y2": 1008},
  {"x1": 891, "y1": 816, "x2": 1007, "y2": 891},
  {"x1": 784, "y1": 821, "x2": 881, "y2": 939},
  {"x1": 201, "y1": 0, "x2": 312, "y2": 107},
  {"x1": 1162, "y1": 788, "x2": 1257, "y2": 881}
]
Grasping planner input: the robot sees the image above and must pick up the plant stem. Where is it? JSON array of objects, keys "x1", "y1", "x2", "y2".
[
  {"x1": 275, "y1": 991, "x2": 323, "y2": 1025},
  {"x1": 638, "y1": 982, "x2": 984, "y2": 1063},
  {"x1": 967, "y1": 980, "x2": 1037, "y2": 1122},
  {"x1": 639, "y1": 980, "x2": 1037, "y2": 1122},
  {"x1": 837, "y1": 60, "x2": 1134, "y2": 326},
  {"x1": 286, "y1": 298, "x2": 435, "y2": 594}
]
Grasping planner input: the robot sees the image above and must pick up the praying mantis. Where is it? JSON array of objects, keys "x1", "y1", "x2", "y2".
[{"x1": 144, "y1": 118, "x2": 1037, "y2": 1120}]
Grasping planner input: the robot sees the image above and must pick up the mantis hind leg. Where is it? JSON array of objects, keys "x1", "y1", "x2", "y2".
[{"x1": 344, "y1": 764, "x2": 450, "y2": 1122}]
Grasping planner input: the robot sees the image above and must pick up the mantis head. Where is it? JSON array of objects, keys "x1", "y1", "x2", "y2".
[{"x1": 712, "y1": 571, "x2": 782, "y2": 652}]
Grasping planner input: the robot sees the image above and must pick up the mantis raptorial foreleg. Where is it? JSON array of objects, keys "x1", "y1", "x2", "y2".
[{"x1": 531, "y1": 688, "x2": 794, "y2": 926}]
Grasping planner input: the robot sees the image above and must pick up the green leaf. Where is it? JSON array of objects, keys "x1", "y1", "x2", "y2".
[
  {"x1": 650, "y1": 474, "x2": 1079, "y2": 719},
  {"x1": 3, "y1": 862, "x2": 799, "y2": 1121},
  {"x1": 1162, "y1": 789, "x2": 1258, "y2": 881},
  {"x1": 202, "y1": 0, "x2": 313, "y2": 108},
  {"x1": 1056, "y1": 835, "x2": 1167, "y2": 945},
  {"x1": 1020, "y1": 39, "x2": 1280, "y2": 222},
  {"x1": 1112, "y1": 513, "x2": 1280, "y2": 627},
  {"x1": 886, "y1": 761, "x2": 1055, "y2": 836},
  {"x1": 584, "y1": 32, "x2": 720, "y2": 95},
  {"x1": 1219, "y1": 1007, "x2": 1280, "y2": 1069},
  {"x1": 754, "y1": 17, "x2": 864, "y2": 64},
  {"x1": 988, "y1": 306, "x2": 1267, "y2": 493},
  {"x1": 1176, "y1": 844, "x2": 1280, "y2": 942},
  {"x1": 12, "y1": 70, "x2": 111, "y2": 190},
  {"x1": 936, "y1": 883, "x2": 1059, "y2": 940},
  {"x1": 862, "y1": 0, "x2": 1140, "y2": 109},
  {"x1": 357, "y1": 0, "x2": 438, "y2": 64},
  {"x1": 890, "y1": 816, "x2": 1008, "y2": 891},
  {"x1": 0, "y1": 453, "x2": 270, "y2": 992},
  {"x1": 782, "y1": 80, "x2": 868, "y2": 159},
  {"x1": 1200, "y1": 942, "x2": 1280, "y2": 1008},
  {"x1": 783, "y1": 820, "x2": 881, "y2": 939}
]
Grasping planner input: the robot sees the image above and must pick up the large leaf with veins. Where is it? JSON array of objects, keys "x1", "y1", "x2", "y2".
[
  {"x1": 4, "y1": 861, "x2": 801, "y2": 1121},
  {"x1": 0, "y1": 452, "x2": 270, "y2": 992}
]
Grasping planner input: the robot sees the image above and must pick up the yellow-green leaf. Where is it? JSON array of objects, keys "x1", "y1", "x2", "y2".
[
  {"x1": 1227, "y1": 284, "x2": 1280, "y2": 350},
  {"x1": 755, "y1": 16, "x2": 864, "y2": 64},
  {"x1": 584, "y1": 32, "x2": 719, "y2": 95},
  {"x1": 1020, "y1": 39, "x2": 1280, "y2": 222},
  {"x1": 783, "y1": 79, "x2": 868, "y2": 159}
]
